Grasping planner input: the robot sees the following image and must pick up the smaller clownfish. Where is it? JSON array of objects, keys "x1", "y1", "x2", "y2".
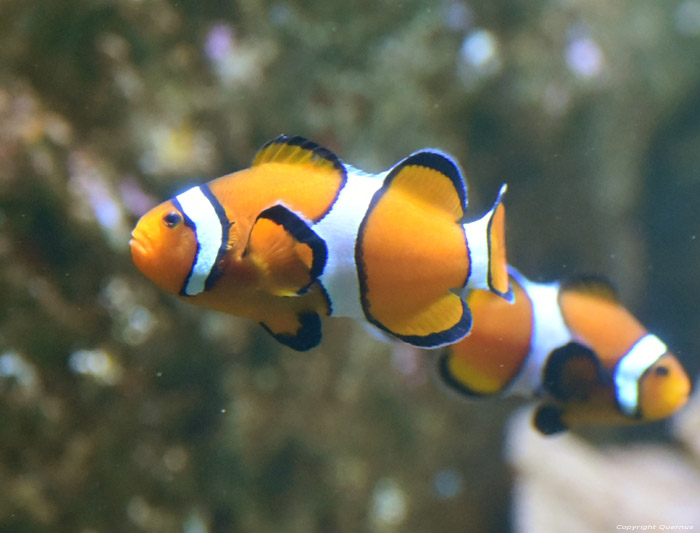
[
  {"x1": 436, "y1": 268, "x2": 691, "y2": 435},
  {"x1": 130, "y1": 135, "x2": 513, "y2": 351}
]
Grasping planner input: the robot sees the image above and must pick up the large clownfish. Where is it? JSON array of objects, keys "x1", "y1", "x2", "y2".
[
  {"x1": 436, "y1": 268, "x2": 691, "y2": 434},
  {"x1": 130, "y1": 135, "x2": 513, "y2": 351}
]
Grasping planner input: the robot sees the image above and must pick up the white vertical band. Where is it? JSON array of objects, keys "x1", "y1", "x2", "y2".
[
  {"x1": 504, "y1": 272, "x2": 571, "y2": 397},
  {"x1": 314, "y1": 168, "x2": 384, "y2": 318},
  {"x1": 463, "y1": 208, "x2": 489, "y2": 292},
  {"x1": 176, "y1": 186, "x2": 224, "y2": 296},
  {"x1": 614, "y1": 334, "x2": 667, "y2": 416}
]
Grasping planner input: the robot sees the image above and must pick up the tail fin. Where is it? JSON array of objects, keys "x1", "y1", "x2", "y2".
[{"x1": 463, "y1": 184, "x2": 513, "y2": 302}]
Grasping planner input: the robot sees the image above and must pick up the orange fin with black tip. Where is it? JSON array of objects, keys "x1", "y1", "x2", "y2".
[
  {"x1": 252, "y1": 135, "x2": 345, "y2": 176},
  {"x1": 259, "y1": 311, "x2": 322, "y2": 351},
  {"x1": 247, "y1": 204, "x2": 327, "y2": 296},
  {"x1": 533, "y1": 404, "x2": 568, "y2": 435},
  {"x1": 368, "y1": 294, "x2": 472, "y2": 348},
  {"x1": 435, "y1": 350, "x2": 491, "y2": 399},
  {"x1": 559, "y1": 275, "x2": 620, "y2": 303},
  {"x1": 542, "y1": 342, "x2": 607, "y2": 401},
  {"x1": 486, "y1": 185, "x2": 512, "y2": 302},
  {"x1": 462, "y1": 184, "x2": 513, "y2": 303},
  {"x1": 435, "y1": 279, "x2": 532, "y2": 397},
  {"x1": 356, "y1": 150, "x2": 471, "y2": 348},
  {"x1": 378, "y1": 149, "x2": 467, "y2": 218}
]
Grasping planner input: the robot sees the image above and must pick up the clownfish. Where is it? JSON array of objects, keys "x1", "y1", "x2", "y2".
[
  {"x1": 130, "y1": 135, "x2": 513, "y2": 351},
  {"x1": 436, "y1": 268, "x2": 691, "y2": 435}
]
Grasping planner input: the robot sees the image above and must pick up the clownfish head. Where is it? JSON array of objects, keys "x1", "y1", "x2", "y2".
[
  {"x1": 612, "y1": 334, "x2": 692, "y2": 422},
  {"x1": 533, "y1": 337, "x2": 692, "y2": 435},
  {"x1": 130, "y1": 199, "x2": 198, "y2": 295},
  {"x1": 635, "y1": 351, "x2": 691, "y2": 421}
]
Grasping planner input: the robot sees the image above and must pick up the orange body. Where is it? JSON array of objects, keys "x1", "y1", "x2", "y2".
[
  {"x1": 130, "y1": 135, "x2": 511, "y2": 350},
  {"x1": 437, "y1": 270, "x2": 691, "y2": 434}
]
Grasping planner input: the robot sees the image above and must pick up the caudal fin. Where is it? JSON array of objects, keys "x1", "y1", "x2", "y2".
[{"x1": 463, "y1": 184, "x2": 513, "y2": 302}]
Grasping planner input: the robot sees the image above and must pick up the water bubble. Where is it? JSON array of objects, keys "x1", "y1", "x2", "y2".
[
  {"x1": 0, "y1": 350, "x2": 39, "y2": 396},
  {"x1": 68, "y1": 348, "x2": 123, "y2": 386},
  {"x1": 565, "y1": 36, "x2": 605, "y2": 79},
  {"x1": 370, "y1": 478, "x2": 407, "y2": 528},
  {"x1": 460, "y1": 29, "x2": 499, "y2": 71},
  {"x1": 457, "y1": 29, "x2": 501, "y2": 87},
  {"x1": 433, "y1": 468, "x2": 463, "y2": 500},
  {"x1": 204, "y1": 23, "x2": 235, "y2": 63}
]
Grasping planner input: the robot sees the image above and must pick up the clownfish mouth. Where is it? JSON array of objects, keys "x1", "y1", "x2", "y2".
[{"x1": 129, "y1": 230, "x2": 151, "y2": 262}]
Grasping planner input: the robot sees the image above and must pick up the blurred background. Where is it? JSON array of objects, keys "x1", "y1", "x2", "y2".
[{"x1": 1, "y1": 0, "x2": 700, "y2": 531}]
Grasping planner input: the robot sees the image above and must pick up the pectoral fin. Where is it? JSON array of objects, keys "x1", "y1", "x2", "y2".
[
  {"x1": 542, "y1": 342, "x2": 606, "y2": 401},
  {"x1": 533, "y1": 404, "x2": 568, "y2": 435},
  {"x1": 247, "y1": 204, "x2": 327, "y2": 296}
]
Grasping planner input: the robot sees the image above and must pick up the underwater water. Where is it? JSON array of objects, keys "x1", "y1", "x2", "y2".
[{"x1": 1, "y1": 0, "x2": 700, "y2": 531}]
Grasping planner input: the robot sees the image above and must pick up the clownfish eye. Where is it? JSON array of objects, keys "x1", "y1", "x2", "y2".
[
  {"x1": 654, "y1": 365, "x2": 670, "y2": 377},
  {"x1": 162, "y1": 211, "x2": 183, "y2": 228}
]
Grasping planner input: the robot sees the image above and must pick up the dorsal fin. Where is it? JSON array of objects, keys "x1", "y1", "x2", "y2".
[
  {"x1": 381, "y1": 149, "x2": 467, "y2": 220},
  {"x1": 559, "y1": 275, "x2": 620, "y2": 304},
  {"x1": 252, "y1": 135, "x2": 345, "y2": 174}
]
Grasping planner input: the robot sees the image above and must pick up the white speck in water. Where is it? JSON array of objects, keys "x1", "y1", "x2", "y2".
[
  {"x1": 204, "y1": 23, "x2": 235, "y2": 63},
  {"x1": 370, "y1": 478, "x2": 407, "y2": 528},
  {"x1": 461, "y1": 29, "x2": 499, "y2": 70},
  {"x1": 68, "y1": 348, "x2": 123, "y2": 385},
  {"x1": 123, "y1": 305, "x2": 156, "y2": 346},
  {"x1": 0, "y1": 350, "x2": 39, "y2": 396},
  {"x1": 565, "y1": 36, "x2": 605, "y2": 79},
  {"x1": 457, "y1": 29, "x2": 501, "y2": 87}
]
